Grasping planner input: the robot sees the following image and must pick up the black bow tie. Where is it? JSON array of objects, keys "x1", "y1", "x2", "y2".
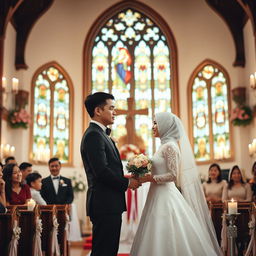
[
  {"x1": 52, "y1": 176, "x2": 60, "y2": 180},
  {"x1": 106, "y1": 128, "x2": 111, "y2": 136}
]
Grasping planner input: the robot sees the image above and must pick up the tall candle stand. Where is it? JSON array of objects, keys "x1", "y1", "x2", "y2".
[{"x1": 226, "y1": 213, "x2": 241, "y2": 256}]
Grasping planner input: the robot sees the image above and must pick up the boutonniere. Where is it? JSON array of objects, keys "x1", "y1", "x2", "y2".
[{"x1": 59, "y1": 179, "x2": 67, "y2": 186}]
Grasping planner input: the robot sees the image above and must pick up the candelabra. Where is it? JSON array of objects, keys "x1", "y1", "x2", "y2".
[{"x1": 225, "y1": 213, "x2": 241, "y2": 256}]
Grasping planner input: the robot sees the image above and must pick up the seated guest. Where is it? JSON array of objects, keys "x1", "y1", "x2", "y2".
[
  {"x1": 41, "y1": 157, "x2": 74, "y2": 204},
  {"x1": 203, "y1": 163, "x2": 227, "y2": 202},
  {"x1": 0, "y1": 164, "x2": 6, "y2": 213},
  {"x1": 222, "y1": 165, "x2": 252, "y2": 202},
  {"x1": 26, "y1": 172, "x2": 46, "y2": 205},
  {"x1": 5, "y1": 156, "x2": 17, "y2": 165},
  {"x1": 3, "y1": 164, "x2": 31, "y2": 205},
  {"x1": 19, "y1": 162, "x2": 33, "y2": 184},
  {"x1": 249, "y1": 161, "x2": 256, "y2": 201}
]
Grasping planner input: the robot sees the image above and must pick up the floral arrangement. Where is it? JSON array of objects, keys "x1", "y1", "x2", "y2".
[
  {"x1": 120, "y1": 144, "x2": 142, "y2": 160},
  {"x1": 126, "y1": 154, "x2": 152, "y2": 177},
  {"x1": 8, "y1": 109, "x2": 31, "y2": 129},
  {"x1": 230, "y1": 105, "x2": 253, "y2": 126},
  {"x1": 70, "y1": 172, "x2": 86, "y2": 193}
]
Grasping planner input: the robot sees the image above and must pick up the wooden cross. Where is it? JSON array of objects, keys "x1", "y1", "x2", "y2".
[{"x1": 115, "y1": 97, "x2": 148, "y2": 145}]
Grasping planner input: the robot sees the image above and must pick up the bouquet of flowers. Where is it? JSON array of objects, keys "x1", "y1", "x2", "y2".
[
  {"x1": 230, "y1": 105, "x2": 253, "y2": 126},
  {"x1": 8, "y1": 108, "x2": 31, "y2": 129},
  {"x1": 126, "y1": 154, "x2": 152, "y2": 177}
]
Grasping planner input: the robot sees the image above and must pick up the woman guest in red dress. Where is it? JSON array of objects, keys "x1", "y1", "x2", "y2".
[{"x1": 3, "y1": 164, "x2": 31, "y2": 205}]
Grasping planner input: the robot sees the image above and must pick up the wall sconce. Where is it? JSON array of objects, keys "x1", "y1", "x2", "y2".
[
  {"x1": 248, "y1": 139, "x2": 256, "y2": 157},
  {"x1": 0, "y1": 143, "x2": 15, "y2": 160}
]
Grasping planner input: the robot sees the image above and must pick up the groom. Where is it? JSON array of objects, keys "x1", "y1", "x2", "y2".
[{"x1": 81, "y1": 92, "x2": 140, "y2": 256}]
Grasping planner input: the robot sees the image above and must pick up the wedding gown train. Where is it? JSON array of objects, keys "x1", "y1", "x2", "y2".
[{"x1": 130, "y1": 142, "x2": 219, "y2": 256}]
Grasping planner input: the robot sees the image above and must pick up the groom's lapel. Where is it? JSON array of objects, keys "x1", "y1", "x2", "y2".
[
  {"x1": 102, "y1": 131, "x2": 120, "y2": 160},
  {"x1": 90, "y1": 123, "x2": 120, "y2": 160}
]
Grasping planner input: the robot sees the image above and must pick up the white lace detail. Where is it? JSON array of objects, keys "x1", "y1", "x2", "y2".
[{"x1": 153, "y1": 144, "x2": 178, "y2": 184}]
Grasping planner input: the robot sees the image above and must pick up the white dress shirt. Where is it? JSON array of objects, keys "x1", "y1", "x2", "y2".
[
  {"x1": 30, "y1": 188, "x2": 47, "y2": 205},
  {"x1": 51, "y1": 175, "x2": 60, "y2": 194},
  {"x1": 90, "y1": 120, "x2": 107, "y2": 132}
]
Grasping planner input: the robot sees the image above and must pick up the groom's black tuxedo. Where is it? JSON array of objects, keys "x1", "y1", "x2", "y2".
[
  {"x1": 40, "y1": 176, "x2": 74, "y2": 205},
  {"x1": 81, "y1": 122, "x2": 129, "y2": 256}
]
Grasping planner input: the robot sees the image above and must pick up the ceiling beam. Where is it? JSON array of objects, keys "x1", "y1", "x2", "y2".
[
  {"x1": 11, "y1": 0, "x2": 54, "y2": 70},
  {"x1": 206, "y1": 0, "x2": 248, "y2": 67}
]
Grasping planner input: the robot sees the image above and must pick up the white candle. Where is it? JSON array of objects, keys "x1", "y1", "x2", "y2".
[
  {"x1": 250, "y1": 74, "x2": 255, "y2": 87},
  {"x1": 27, "y1": 198, "x2": 36, "y2": 211},
  {"x1": 253, "y1": 139, "x2": 256, "y2": 153},
  {"x1": 12, "y1": 78, "x2": 19, "y2": 93},
  {"x1": 2, "y1": 77, "x2": 7, "y2": 90},
  {"x1": 10, "y1": 146, "x2": 15, "y2": 155},
  {"x1": 249, "y1": 144, "x2": 253, "y2": 156},
  {"x1": 228, "y1": 198, "x2": 237, "y2": 214}
]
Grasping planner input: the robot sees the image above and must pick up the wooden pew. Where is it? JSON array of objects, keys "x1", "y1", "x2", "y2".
[
  {"x1": 16, "y1": 205, "x2": 39, "y2": 256},
  {"x1": 39, "y1": 205, "x2": 58, "y2": 256},
  {"x1": 236, "y1": 202, "x2": 252, "y2": 255},
  {"x1": 56, "y1": 204, "x2": 70, "y2": 256},
  {"x1": 0, "y1": 205, "x2": 19, "y2": 256},
  {"x1": 208, "y1": 202, "x2": 224, "y2": 245}
]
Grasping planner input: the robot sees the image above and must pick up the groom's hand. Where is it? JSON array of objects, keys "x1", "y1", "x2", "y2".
[{"x1": 128, "y1": 178, "x2": 141, "y2": 190}]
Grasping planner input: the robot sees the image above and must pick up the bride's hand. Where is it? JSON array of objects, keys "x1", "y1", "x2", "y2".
[{"x1": 139, "y1": 174, "x2": 155, "y2": 183}]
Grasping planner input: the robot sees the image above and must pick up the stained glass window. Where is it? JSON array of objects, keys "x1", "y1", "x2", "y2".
[
  {"x1": 30, "y1": 63, "x2": 73, "y2": 164},
  {"x1": 88, "y1": 7, "x2": 177, "y2": 156},
  {"x1": 190, "y1": 62, "x2": 232, "y2": 163}
]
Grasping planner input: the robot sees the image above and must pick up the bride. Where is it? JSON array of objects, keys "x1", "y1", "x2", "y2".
[{"x1": 130, "y1": 112, "x2": 222, "y2": 256}]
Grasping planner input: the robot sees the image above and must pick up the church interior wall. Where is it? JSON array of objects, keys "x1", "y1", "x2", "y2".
[{"x1": 2, "y1": 0, "x2": 256, "y2": 218}]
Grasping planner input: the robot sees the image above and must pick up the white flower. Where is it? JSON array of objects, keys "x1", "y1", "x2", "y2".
[
  {"x1": 59, "y1": 179, "x2": 65, "y2": 185},
  {"x1": 78, "y1": 183, "x2": 84, "y2": 190}
]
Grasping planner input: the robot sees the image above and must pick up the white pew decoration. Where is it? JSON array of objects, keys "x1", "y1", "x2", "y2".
[
  {"x1": 245, "y1": 214, "x2": 256, "y2": 256},
  {"x1": 34, "y1": 217, "x2": 43, "y2": 256},
  {"x1": 51, "y1": 216, "x2": 60, "y2": 256},
  {"x1": 9, "y1": 220, "x2": 21, "y2": 256}
]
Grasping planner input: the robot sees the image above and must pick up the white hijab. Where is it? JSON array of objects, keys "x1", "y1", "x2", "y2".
[{"x1": 155, "y1": 112, "x2": 223, "y2": 256}]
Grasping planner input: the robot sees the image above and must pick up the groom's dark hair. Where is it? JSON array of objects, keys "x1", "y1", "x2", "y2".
[{"x1": 84, "y1": 92, "x2": 115, "y2": 118}]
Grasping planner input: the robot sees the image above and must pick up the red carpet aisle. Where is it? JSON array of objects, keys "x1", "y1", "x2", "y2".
[
  {"x1": 84, "y1": 236, "x2": 130, "y2": 255},
  {"x1": 83, "y1": 235, "x2": 92, "y2": 249}
]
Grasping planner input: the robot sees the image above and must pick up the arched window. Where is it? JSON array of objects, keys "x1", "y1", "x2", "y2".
[
  {"x1": 83, "y1": 1, "x2": 178, "y2": 156},
  {"x1": 30, "y1": 62, "x2": 73, "y2": 165},
  {"x1": 188, "y1": 60, "x2": 233, "y2": 164}
]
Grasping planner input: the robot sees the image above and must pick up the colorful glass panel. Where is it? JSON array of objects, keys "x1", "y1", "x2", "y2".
[
  {"x1": 91, "y1": 8, "x2": 173, "y2": 156},
  {"x1": 211, "y1": 71, "x2": 231, "y2": 160},
  {"x1": 32, "y1": 73, "x2": 51, "y2": 162},
  {"x1": 53, "y1": 79, "x2": 70, "y2": 163},
  {"x1": 192, "y1": 78, "x2": 210, "y2": 162},
  {"x1": 32, "y1": 65, "x2": 72, "y2": 163},
  {"x1": 191, "y1": 64, "x2": 231, "y2": 162}
]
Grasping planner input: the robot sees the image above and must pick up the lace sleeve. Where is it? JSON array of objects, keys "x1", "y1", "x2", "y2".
[{"x1": 153, "y1": 144, "x2": 178, "y2": 184}]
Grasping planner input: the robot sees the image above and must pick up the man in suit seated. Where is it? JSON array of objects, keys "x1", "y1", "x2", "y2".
[{"x1": 41, "y1": 157, "x2": 74, "y2": 204}]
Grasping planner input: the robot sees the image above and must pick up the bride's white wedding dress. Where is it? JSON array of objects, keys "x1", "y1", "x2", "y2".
[{"x1": 130, "y1": 141, "x2": 218, "y2": 256}]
